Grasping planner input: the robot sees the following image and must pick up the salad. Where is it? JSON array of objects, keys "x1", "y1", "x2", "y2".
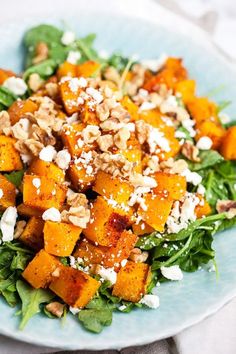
[{"x1": 0, "y1": 24, "x2": 235, "y2": 334}]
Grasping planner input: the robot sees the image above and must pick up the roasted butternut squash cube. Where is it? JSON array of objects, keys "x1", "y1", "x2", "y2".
[
  {"x1": 17, "y1": 203, "x2": 43, "y2": 218},
  {"x1": 27, "y1": 159, "x2": 65, "y2": 183},
  {"x1": 187, "y1": 97, "x2": 219, "y2": 125},
  {"x1": 74, "y1": 230, "x2": 137, "y2": 269},
  {"x1": 22, "y1": 249, "x2": 61, "y2": 289},
  {"x1": 8, "y1": 99, "x2": 38, "y2": 125},
  {"x1": 138, "y1": 193, "x2": 173, "y2": 232},
  {"x1": 0, "y1": 68, "x2": 15, "y2": 85},
  {"x1": 121, "y1": 147, "x2": 142, "y2": 174},
  {"x1": 220, "y1": 126, "x2": 236, "y2": 160},
  {"x1": 19, "y1": 217, "x2": 44, "y2": 250},
  {"x1": 112, "y1": 261, "x2": 151, "y2": 302},
  {"x1": 156, "y1": 126, "x2": 181, "y2": 161},
  {"x1": 80, "y1": 104, "x2": 100, "y2": 125},
  {"x1": 0, "y1": 135, "x2": 23, "y2": 172},
  {"x1": 196, "y1": 121, "x2": 225, "y2": 150},
  {"x1": 139, "y1": 109, "x2": 164, "y2": 128},
  {"x1": 0, "y1": 175, "x2": 16, "y2": 210},
  {"x1": 153, "y1": 172, "x2": 186, "y2": 200},
  {"x1": 59, "y1": 79, "x2": 82, "y2": 115},
  {"x1": 50, "y1": 265, "x2": 100, "y2": 308},
  {"x1": 57, "y1": 61, "x2": 77, "y2": 80},
  {"x1": 23, "y1": 175, "x2": 67, "y2": 211},
  {"x1": 132, "y1": 221, "x2": 154, "y2": 236},
  {"x1": 83, "y1": 197, "x2": 130, "y2": 247},
  {"x1": 120, "y1": 96, "x2": 139, "y2": 121},
  {"x1": 195, "y1": 197, "x2": 212, "y2": 218},
  {"x1": 77, "y1": 61, "x2": 101, "y2": 78},
  {"x1": 93, "y1": 171, "x2": 133, "y2": 205},
  {"x1": 44, "y1": 221, "x2": 82, "y2": 257},
  {"x1": 68, "y1": 162, "x2": 96, "y2": 192},
  {"x1": 174, "y1": 79, "x2": 196, "y2": 104}
]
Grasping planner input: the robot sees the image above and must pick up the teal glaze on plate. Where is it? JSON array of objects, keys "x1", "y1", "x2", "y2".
[{"x1": 0, "y1": 14, "x2": 236, "y2": 350}]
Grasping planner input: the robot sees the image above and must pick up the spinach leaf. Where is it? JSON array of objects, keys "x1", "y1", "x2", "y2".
[
  {"x1": 4, "y1": 170, "x2": 24, "y2": 188},
  {"x1": 16, "y1": 280, "x2": 54, "y2": 329},
  {"x1": 0, "y1": 87, "x2": 17, "y2": 108},
  {"x1": 24, "y1": 24, "x2": 63, "y2": 49},
  {"x1": 108, "y1": 53, "x2": 130, "y2": 72},
  {"x1": 76, "y1": 34, "x2": 99, "y2": 62},
  {"x1": 23, "y1": 59, "x2": 57, "y2": 81},
  {"x1": 136, "y1": 232, "x2": 164, "y2": 250},
  {"x1": 186, "y1": 150, "x2": 224, "y2": 171}
]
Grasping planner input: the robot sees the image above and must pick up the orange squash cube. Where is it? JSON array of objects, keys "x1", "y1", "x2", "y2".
[
  {"x1": 174, "y1": 79, "x2": 196, "y2": 104},
  {"x1": 44, "y1": 221, "x2": 82, "y2": 257},
  {"x1": 68, "y1": 162, "x2": 96, "y2": 192},
  {"x1": 57, "y1": 61, "x2": 77, "y2": 80},
  {"x1": 132, "y1": 221, "x2": 154, "y2": 236},
  {"x1": 17, "y1": 203, "x2": 43, "y2": 218},
  {"x1": 138, "y1": 193, "x2": 173, "y2": 232},
  {"x1": 139, "y1": 109, "x2": 164, "y2": 129},
  {"x1": 196, "y1": 121, "x2": 225, "y2": 150},
  {"x1": 83, "y1": 197, "x2": 130, "y2": 247},
  {"x1": 187, "y1": 97, "x2": 219, "y2": 125},
  {"x1": 79, "y1": 104, "x2": 100, "y2": 125},
  {"x1": 220, "y1": 126, "x2": 236, "y2": 160},
  {"x1": 112, "y1": 261, "x2": 151, "y2": 302},
  {"x1": 0, "y1": 174, "x2": 16, "y2": 210},
  {"x1": 93, "y1": 171, "x2": 133, "y2": 205},
  {"x1": 195, "y1": 197, "x2": 212, "y2": 218},
  {"x1": 0, "y1": 68, "x2": 15, "y2": 85},
  {"x1": 0, "y1": 135, "x2": 23, "y2": 171},
  {"x1": 19, "y1": 216, "x2": 44, "y2": 250},
  {"x1": 153, "y1": 172, "x2": 186, "y2": 200},
  {"x1": 120, "y1": 96, "x2": 139, "y2": 121},
  {"x1": 59, "y1": 79, "x2": 82, "y2": 115},
  {"x1": 22, "y1": 249, "x2": 61, "y2": 289},
  {"x1": 23, "y1": 175, "x2": 67, "y2": 211},
  {"x1": 27, "y1": 159, "x2": 65, "y2": 183},
  {"x1": 50, "y1": 265, "x2": 100, "y2": 308},
  {"x1": 8, "y1": 99, "x2": 38, "y2": 125},
  {"x1": 77, "y1": 61, "x2": 101, "y2": 78}
]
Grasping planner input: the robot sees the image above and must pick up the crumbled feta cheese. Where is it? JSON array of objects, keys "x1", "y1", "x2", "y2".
[
  {"x1": 42, "y1": 208, "x2": 61, "y2": 222},
  {"x1": 55, "y1": 149, "x2": 71, "y2": 170},
  {"x1": 67, "y1": 51, "x2": 81, "y2": 64},
  {"x1": 148, "y1": 127, "x2": 170, "y2": 153},
  {"x1": 32, "y1": 178, "x2": 41, "y2": 189},
  {"x1": 0, "y1": 189, "x2": 3, "y2": 199},
  {"x1": 69, "y1": 306, "x2": 80, "y2": 315},
  {"x1": 196, "y1": 136, "x2": 213, "y2": 150},
  {"x1": 129, "y1": 174, "x2": 157, "y2": 188},
  {"x1": 39, "y1": 145, "x2": 57, "y2": 162},
  {"x1": 197, "y1": 184, "x2": 206, "y2": 195},
  {"x1": 96, "y1": 266, "x2": 117, "y2": 285},
  {"x1": 121, "y1": 259, "x2": 127, "y2": 267},
  {"x1": 139, "y1": 294, "x2": 160, "y2": 308},
  {"x1": 118, "y1": 305, "x2": 127, "y2": 311},
  {"x1": 181, "y1": 169, "x2": 202, "y2": 186},
  {"x1": 141, "y1": 53, "x2": 167, "y2": 72},
  {"x1": 3, "y1": 77, "x2": 27, "y2": 95},
  {"x1": 0, "y1": 206, "x2": 17, "y2": 242},
  {"x1": 161, "y1": 265, "x2": 183, "y2": 281},
  {"x1": 175, "y1": 130, "x2": 186, "y2": 139},
  {"x1": 182, "y1": 118, "x2": 196, "y2": 137},
  {"x1": 139, "y1": 102, "x2": 156, "y2": 111},
  {"x1": 86, "y1": 87, "x2": 103, "y2": 104},
  {"x1": 61, "y1": 31, "x2": 75, "y2": 45}
]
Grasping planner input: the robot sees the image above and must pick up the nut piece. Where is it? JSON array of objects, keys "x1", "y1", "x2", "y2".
[
  {"x1": 45, "y1": 302, "x2": 65, "y2": 318},
  {"x1": 0, "y1": 111, "x2": 11, "y2": 135},
  {"x1": 216, "y1": 200, "x2": 236, "y2": 214},
  {"x1": 129, "y1": 248, "x2": 149, "y2": 263},
  {"x1": 14, "y1": 220, "x2": 27, "y2": 239},
  {"x1": 81, "y1": 125, "x2": 101, "y2": 144},
  {"x1": 181, "y1": 141, "x2": 200, "y2": 162},
  {"x1": 28, "y1": 73, "x2": 44, "y2": 92},
  {"x1": 97, "y1": 134, "x2": 113, "y2": 152},
  {"x1": 114, "y1": 127, "x2": 130, "y2": 150},
  {"x1": 33, "y1": 42, "x2": 49, "y2": 64}
]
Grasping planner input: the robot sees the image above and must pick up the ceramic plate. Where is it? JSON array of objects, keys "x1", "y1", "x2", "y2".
[{"x1": 0, "y1": 6, "x2": 236, "y2": 350}]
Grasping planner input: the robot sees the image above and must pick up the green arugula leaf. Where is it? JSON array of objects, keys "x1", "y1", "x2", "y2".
[
  {"x1": 16, "y1": 280, "x2": 54, "y2": 329},
  {"x1": 186, "y1": 150, "x2": 224, "y2": 171},
  {"x1": 23, "y1": 59, "x2": 58, "y2": 81},
  {"x1": 76, "y1": 34, "x2": 99, "y2": 62},
  {"x1": 4, "y1": 170, "x2": 24, "y2": 188},
  {"x1": 108, "y1": 53, "x2": 130, "y2": 72},
  {"x1": 0, "y1": 87, "x2": 17, "y2": 108},
  {"x1": 78, "y1": 308, "x2": 112, "y2": 333}
]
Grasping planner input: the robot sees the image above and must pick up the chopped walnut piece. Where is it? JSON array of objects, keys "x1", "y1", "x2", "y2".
[
  {"x1": 129, "y1": 248, "x2": 149, "y2": 263},
  {"x1": 100, "y1": 118, "x2": 120, "y2": 132},
  {"x1": 0, "y1": 111, "x2": 11, "y2": 135},
  {"x1": 110, "y1": 105, "x2": 130, "y2": 122},
  {"x1": 33, "y1": 42, "x2": 49, "y2": 64},
  {"x1": 81, "y1": 125, "x2": 101, "y2": 144},
  {"x1": 45, "y1": 302, "x2": 65, "y2": 318},
  {"x1": 114, "y1": 127, "x2": 130, "y2": 150},
  {"x1": 28, "y1": 73, "x2": 44, "y2": 92},
  {"x1": 94, "y1": 152, "x2": 133, "y2": 178},
  {"x1": 169, "y1": 159, "x2": 188, "y2": 174},
  {"x1": 97, "y1": 134, "x2": 113, "y2": 152},
  {"x1": 11, "y1": 119, "x2": 30, "y2": 140},
  {"x1": 216, "y1": 200, "x2": 236, "y2": 214},
  {"x1": 14, "y1": 220, "x2": 27, "y2": 239},
  {"x1": 181, "y1": 141, "x2": 200, "y2": 162},
  {"x1": 45, "y1": 82, "x2": 58, "y2": 98},
  {"x1": 104, "y1": 67, "x2": 120, "y2": 85},
  {"x1": 67, "y1": 192, "x2": 88, "y2": 208},
  {"x1": 24, "y1": 139, "x2": 44, "y2": 156},
  {"x1": 61, "y1": 206, "x2": 90, "y2": 229}
]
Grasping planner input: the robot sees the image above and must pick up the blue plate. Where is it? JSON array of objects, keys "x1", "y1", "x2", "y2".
[{"x1": 0, "y1": 13, "x2": 236, "y2": 351}]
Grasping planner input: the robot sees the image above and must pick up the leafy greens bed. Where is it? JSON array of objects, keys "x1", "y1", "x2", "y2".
[{"x1": 0, "y1": 24, "x2": 235, "y2": 334}]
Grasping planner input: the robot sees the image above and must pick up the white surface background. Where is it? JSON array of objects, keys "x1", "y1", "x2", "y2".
[{"x1": 0, "y1": 0, "x2": 235, "y2": 353}]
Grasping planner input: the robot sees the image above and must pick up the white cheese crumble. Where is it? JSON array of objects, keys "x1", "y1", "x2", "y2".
[
  {"x1": 139, "y1": 294, "x2": 160, "y2": 308},
  {"x1": 141, "y1": 53, "x2": 167, "y2": 72},
  {"x1": 61, "y1": 31, "x2": 76, "y2": 45},
  {"x1": 86, "y1": 87, "x2": 103, "y2": 104},
  {"x1": 0, "y1": 189, "x2": 3, "y2": 199},
  {"x1": 3, "y1": 77, "x2": 28, "y2": 96},
  {"x1": 161, "y1": 265, "x2": 183, "y2": 281},
  {"x1": 196, "y1": 136, "x2": 213, "y2": 150},
  {"x1": 67, "y1": 51, "x2": 81, "y2": 64},
  {"x1": 181, "y1": 168, "x2": 202, "y2": 186},
  {"x1": 32, "y1": 178, "x2": 41, "y2": 189},
  {"x1": 139, "y1": 102, "x2": 156, "y2": 111},
  {"x1": 39, "y1": 145, "x2": 57, "y2": 162},
  {"x1": 69, "y1": 306, "x2": 80, "y2": 315},
  {"x1": 55, "y1": 149, "x2": 71, "y2": 170},
  {"x1": 197, "y1": 184, "x2": 206, "y2": 195},
  {"x1": 0, "y1": 206, "x2": 17, "y2": 242},
  {"x1": 118, "y1": 305, "x2": 127, "y2": 311},
  {"x1": 42, "y1": 208, "x2": 61, "y2": 222},
  {"x1": 96, "y1": 266, "x2": 117, "y2": 285}
]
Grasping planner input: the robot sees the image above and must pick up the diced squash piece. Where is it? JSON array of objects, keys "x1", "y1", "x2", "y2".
[
  {"x1": 0, "y1": 68, "x2": 15, "y2": 85},
  {"x1": 59, "y1": 79, "x2": 82, "y2": 115},
  {"x1": 120, "y1": 96, "x2": 139, "y2": 121},
  {"x1": 0, "y1": 175, "x2": 16, "y2": 210},
  {"x1": 80, "y1": 104, "x2": 100, "y2": 125},
  {"x1": 44, "y1": 221, "x2": 82, "y2": 257},
  {"x1": 139, "y1": 109, "x2": 164, "y2": 128},
  {"x1": 61, "y1": 122, "x2": 96, "y2": 157},
  {"x1": 23, "y1": 175, "x2": 67, "y2": 211},
  {"x1": 17, "y1": 203, "x2": 43, "y2": 218},
  {"x1": 195, "y1": 198, "x2": 212, "y2": 218},
  {"x1": 22, "y1": 249, "x2": 61, "y2": 289},
  {"x1": 0, "y1": 135, "x2": 23, "y2": 171},
  {"x1": 93, "y1": 171, "x2": 133, "y2": 205},
  {"x1": 220, "y1": 126, "x2": 236, "y2": 160},
  {"x1": 83, "y1": 196, "x2": 130, "y2": 247},
  {"x1": 121, "y1": 147, "x2": 142, "y2": 174},
  {"x1": 174, "y1": 79, "x2": 196, "y2": 104},
  {"x1": 132, "y1": 221, "x2": 154, "y2": 236},
  {"x1": 138, "y1": 193, "x2": 173, "y2": 232},
  {"x1": 27, "y1": 159, "x2": 65, "y2": 183},
  {"x1": 74, "y1": 230, "x2": 138, "y2": 269},
  {"x1": 8, "y1": 99, "x2": 38, "y2": 125},
  {"x1": 187, "y1": 97, "x2": 219, "y2": 125},
  {"x1": 153, "y1": 172, "x2": 186, "y2": 200},
  {"x1": 50, "y1": 265, "x2": 100, "y2": 308},
  {"x1": 77, "y1": 61, "x2": 101, "y2": 78},
  {"x1": 19, "y1": 217, "x2": 44, "y2": 250},
  {"x1": 196, "y1": 121, "x2": 225, "y2": 150},
  {"x1": 112, "y1": 261, "x2": 151, "y2": 302},
  {"x1": 156, "y1": 127, "x2": 180, "y2": 161},
  {"x1": 68, "y1": 162, "x2": 96, "y2": 192},
  {"x1": 57, "y1": 61, "x2": 77, "y2": 80}
]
